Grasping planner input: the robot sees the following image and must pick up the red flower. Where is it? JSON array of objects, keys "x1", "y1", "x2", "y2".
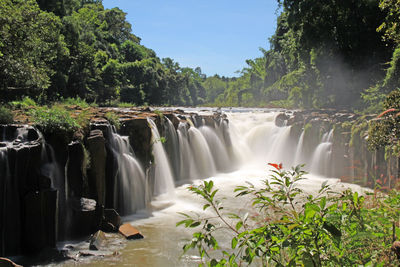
[{"x1": 268, "y1": 163, "x2": 283, "y2": 170}]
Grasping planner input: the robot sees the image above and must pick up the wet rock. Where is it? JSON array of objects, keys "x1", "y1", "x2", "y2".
[
  {"x1": 100, "y1": 209, "x2": 121, "y2": 233},
  {"x1": 23, "y1": 189, "x2": 58, "y2": 254},
  {"x1": 119, "y1": 118, "x2": 152, "y2": 169},
  {"x1": 89, "y1": 230, "x2": 107, "y2": 250},
  {"x1": 275, "y1": 113, "x2": 289, "y2": 127},
  {"x1": 87, "y1": 130, "x2": 106, "y2": 206},
  {"x1": 69, "y1": 197, "x2": 99, "y2": 239},
  {"x1": 67, "y1": 141, "x2": 85, "y2": 198},
  {"x1": 164, "y1": 113, "x2": 180, "y2": 129},
  {"x1": 0, "y1": 257, "x2": 22, "y2": 267},
  {"x1": 119, "y1": 223, "x2": 144, "y2": 240}
]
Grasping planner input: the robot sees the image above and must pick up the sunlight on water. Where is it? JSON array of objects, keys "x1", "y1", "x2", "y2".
[{"x1": 56, "y1": 108, "x2": 367, "y2": 267}]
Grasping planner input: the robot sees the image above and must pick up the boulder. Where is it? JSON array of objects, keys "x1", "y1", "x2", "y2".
[
  {"x1": 68, "y1": 197, "x2": 100, "y2": 239},
  {"x1": 89, "y1": 230, "x2": 107, "y2": 250},
  {"x1": 100, "y1": 209, "x2": 121, "y2": 233},
  {"x1": 0, "y1": 258, "x2": 22, "y2": 267},
  {"x1": 119, "y1": 223, "x2": 143, "y2": 240},
  {"x1": 275, "y1": 113, "x2": 289, "y2": 127}
]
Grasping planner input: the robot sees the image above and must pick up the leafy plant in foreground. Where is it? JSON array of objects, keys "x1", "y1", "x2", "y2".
[{"x1": 178, "y1": 164, "x2": 400, "y2": 266}]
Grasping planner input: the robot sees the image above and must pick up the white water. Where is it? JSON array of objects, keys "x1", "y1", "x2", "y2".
[
  {"x1": 108, "y1": 126, "x2": 148, "y2": 215},
  {"x1": 310, "y1": 129, "x2": 334, "y2": 176},
  {"x1": 147, "y1": 118, "x2": 175, "y2": 197},
  {"x1": 177, "y1": 122, "x2": 200, "y2": 181},
  {"x1": 59, "y1": 109, "x2": 367, "y2": 267}
]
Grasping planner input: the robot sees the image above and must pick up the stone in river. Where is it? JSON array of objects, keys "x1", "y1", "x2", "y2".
[
  {"x1": 118, "y1": 224, "x2": 144, "y2": 240},
  {"x1": 0, "y1": 258, "x2": 22, "y2": 267},
  {"x1": 89, "y1": 230, "x2": 107, "y2": 250}
]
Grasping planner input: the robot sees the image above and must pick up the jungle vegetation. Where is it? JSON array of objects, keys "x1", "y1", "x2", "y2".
[{"x1": 1, "y1": 0, "x2": 400, "y2": 112}]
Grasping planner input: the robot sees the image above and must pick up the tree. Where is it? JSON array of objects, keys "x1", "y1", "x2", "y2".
[{"x1": 0, "y1": 0, "x2": 65, "y2": 99}]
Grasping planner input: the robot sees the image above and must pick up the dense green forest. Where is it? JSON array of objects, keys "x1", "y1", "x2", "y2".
[
  {"x1": 0, "y1": 0, "x2": 207, "y2": 106},
  {"x1": 1, "y1": 0, "x2": 400, "y2": 111}
]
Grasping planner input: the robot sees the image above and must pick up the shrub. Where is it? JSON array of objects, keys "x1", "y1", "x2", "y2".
[
  {"x1": 0, "y1": 106, "x2": 14, "y2": 124},
  {"x1": 31, "y1": 106, "x2": 80, "y2": 143},
  {"x1": 178, "y1": 164, "x2": 400, "y2": 266},
  {"x1": 10, "y1": 96, "x2": 37, "y2": 109},
  {"x1": 61, "y1": 97, "x2": 90, "y2": 108},
  {"x1": 117, "y1": 102, "x2": 135, "y2": 108},
  {"x1": 105, "y1": 111, "x2": 121, "y2": 130}
]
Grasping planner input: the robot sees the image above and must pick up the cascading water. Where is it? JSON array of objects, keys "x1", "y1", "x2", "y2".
[
  {"x1": 294, "y1": 130, "x2": 305, "y2": 166},
  {"x1": 177, "y1": 122, "x2": 200, "y2": 182},
  {"x1": 199, "y1": 126, "x2": 230, "y2": 172},
  {"x1": 187, "y1": 127, "x2": 216, "y2": 178},
  {"x1": 163, "y1": 117, "x2": 181, "y2": 181},
  {"x1": 310, "y1": 129, "x2": 334, "y2": 176},
  {"x1": 107, "y1": 125, "x2": 148, "y2": 215},
  {"x1": 35, "y1": 108, "x2": 368, "y2": 267},
  {"x1": 147, "y1": 118, "x2": 175, "y2": 196}
]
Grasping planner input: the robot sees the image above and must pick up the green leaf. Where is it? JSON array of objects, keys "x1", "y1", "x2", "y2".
[
  {"x1": 190, "y1": 221, "x2": 201, "y2": 228},
  {"x1": 236, "y1": 221, "x2": 243, "y2": 230},
  {"x1": 320, "y1": 196, "x2": 326, "y2": 210},
  {"x1": 231, "y1": 237, "x2": 238, "y2": 249}
]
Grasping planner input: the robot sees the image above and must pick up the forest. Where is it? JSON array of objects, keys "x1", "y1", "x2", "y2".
[{"x1": 1, "y1": 0, "x2": 400, "y2": 112}]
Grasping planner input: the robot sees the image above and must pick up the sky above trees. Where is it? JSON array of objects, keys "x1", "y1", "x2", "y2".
[{"x1": 102, "y1": 0, "x2": 279, "y2": 77}]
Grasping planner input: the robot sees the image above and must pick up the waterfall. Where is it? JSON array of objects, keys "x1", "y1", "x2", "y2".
[
  {"x1": 108, "y1": 126, "x2": 148, "y2": 215},
  {"x1": 294, "y1": 130, "x2": 305, "y2": 166},
  {"x1": 310, "y1": 129, "x2": 334, "y2": 176},
  {"x1": 163, "y1": 117, "x2": 181, "y2": 181},
  {"x1": 177, "y1": 122, "x2": 199, "y2": 181},
  {"x1": 245, "y1": 121, "x2": 294, "y2": 167},
  {"x1": 188, "y1": 127, "x2": 216, "y2": 178},
  {"x1": 147, "y1": 118, "x2": 175, "y2": 196},
  {"x1": 199, "y1": 126, "x2": 231, "y2": 172}
]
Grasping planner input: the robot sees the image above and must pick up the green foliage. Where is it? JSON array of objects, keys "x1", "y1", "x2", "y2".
[
  {"x1": 0, "y1": 0, "x2": 65, "y2": 94},
  {"x1": 117, "y1": 102, "x2": 135, "y2": 108},
  {"x1": 10, "y1": 96, "x2": 37, "y2": 109},
  {"x1": 0, "y1": 106, "x2": 13, "y2": 124},
  {"x1": 60, "y1": 97, "x2": 90, "y2": 108},
  {"x1": 31, "y1": 105, "x2": 80, "y2": 142},
  {"x1": 104, "y1": 111, "x2": 121, "y2": 130},
  {"x1": 178, "y1": 165, "x2": 400, "y2": 266},
  {"x1": 368, "y1": 89, "x2": 400, "y2": 157}
]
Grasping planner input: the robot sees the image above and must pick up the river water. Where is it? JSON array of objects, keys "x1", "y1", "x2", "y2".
[{"x1": 52, "y1": 108, "x2": 364, "y2": 267}]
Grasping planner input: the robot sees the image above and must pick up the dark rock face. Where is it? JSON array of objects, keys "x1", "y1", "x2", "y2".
[
  {"x1": 119, "y1": 118, "x2": 152, "y2": 168},
  {"x1": 283, "y1": 110, "x2": 398, "y2": 188},
  {"x1": 86, "y1": 130, "x2": 106, "y2": 207},
  {"x1": 23, "y1": 190, "x2": 57, "y2": 254},
  {"x1": 67, "y1": 141, "x2": 85, "y2": 199},
  {"x1": 68, "y1": 197, "x2": 100, "y2": 239},
  {"x1": 0, "y1": 126, "x2": 57, "y2": 256},
  {"x1": 100, "y1": 209, "x2": 121, "y2": 233}
]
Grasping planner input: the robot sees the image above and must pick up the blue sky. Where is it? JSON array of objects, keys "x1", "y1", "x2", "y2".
[{"x1": 102, "y1": 0, "x2": 279, "y2": 77}]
